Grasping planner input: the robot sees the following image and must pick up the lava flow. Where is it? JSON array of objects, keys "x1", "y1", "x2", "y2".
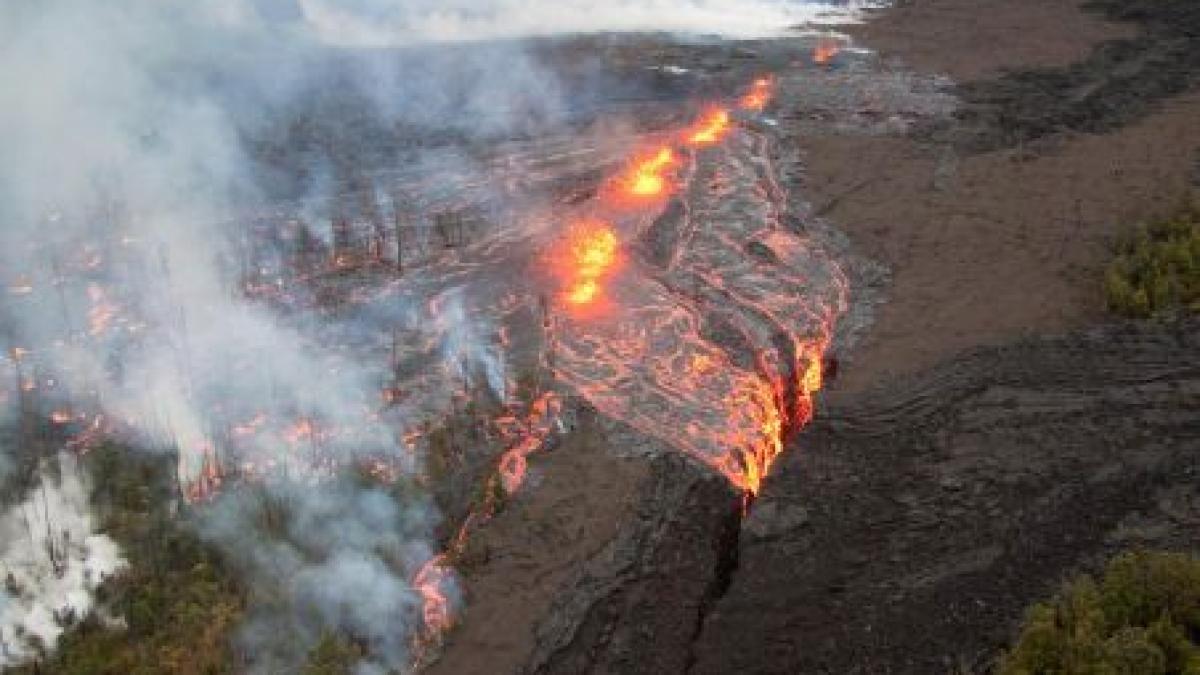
[
  {"x1": 551, "y1": 218, "x2": 621, "y2": 312},
  {"x1": 550, "y1": 74, "x2": 846, "y2": 495},
  {"x1": 614, "y1": 146, "x2": 678, "y2": 201},
  {"x1": 739, "y1": 76, "x2": 774, "y2": 112},
  {"x1": 687, "y1": 108, "x2": 732, "y2": 146},
  {"x1": 812, "y1": 37, "x2": 843, "y2": 65}
]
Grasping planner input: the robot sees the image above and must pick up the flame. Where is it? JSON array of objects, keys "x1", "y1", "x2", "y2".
[
  {"x1": 283, "y1": 417, "x2": 317, "y2": 445},
  {"x1": 495, "y1": 392, "x2": 562, "y2": 494},
  {"x1": 571, "y1": 225, "x2": 618, "y2": 278},
  {"x1": 802, "y1": 354, "x2": 823, "y2": 395},
  {"x1": 812, "y1": 37, "x2": 842, "y2": 65},
  {"x1": 414, "y1": 555, "x2": 453, "y2": 634},
  {"x1": 565, "y1": 279, "x2": 600, "y2": 306},
  {"x1": 618, "y1": 147, "x2": 677, "y2": 199},
  {"x1": 687, "y1": 108, "x2": 731, "y2": 146},
  {"x1": 739, "y1": 77, "x2": 774, "y2": 112},
  {"x1": 549, "y1": 219, "x2": 621, "y2": 312},
  {"x1": 86, "y1": 283, "x2": 118, "y2": 336},
  {"x1": 232, "y1": 412, "x2": 267, "y2": 438}
]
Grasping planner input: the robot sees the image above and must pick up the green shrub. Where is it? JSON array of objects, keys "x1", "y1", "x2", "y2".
[
  {"x1": 1105, "y1": 202, "x2": 1200, "y2": 317},
  {"x1": 1001, "y1": 550, "x2": 1200, "y2": 675}
]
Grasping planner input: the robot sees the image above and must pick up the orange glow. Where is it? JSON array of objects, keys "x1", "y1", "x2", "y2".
[
  {"x1": 571, "y1": 226, "x2": 618, "y2": 278},
  {"x1": 495, "y1": 391, "x2": 562, "y2": 494},
  {"x1": 739, "y1": 77, "x2": 774, "y2": 112},
  {"x1": 687, "y1": 108, "x2": 731, "y2": 146},
  {"x1": 413, "y1": 555, "x2": 453, "y2": 638},
  {"x1": 812, "y1": 37, "x2": 842, "y2": 65},
  {"x1": 566, "y1": 279, "x2": 600, "y2": 306},
  {"x1": 232, "y1": 412, "x2": 267, "y2": 438},
  {"x1": 86, "y1": 283, "x2": 118, "y2": 336},
  {"x1": 802, "y1": 355, "x2": 823, "y2": 394},
  {"x1": 617, "y1": 147, "x2": 677, "y2": 199},
  {"x1": 549, "y1": 219, "x2": 621, "y2": 312}
]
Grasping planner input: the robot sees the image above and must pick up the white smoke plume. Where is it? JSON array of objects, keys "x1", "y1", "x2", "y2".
[
  {"x1": 0, "y1": 0, "x2": 507, "y2": 668},
  {"x1": 0, "y1": 453, "x2": 126, "y2": 667},
  {"x1": 0, "y1": 0, "x2": 861, "y2": 669},
  {"x1": 297, "y1": 0, "x2": 878, "y2": 46}
]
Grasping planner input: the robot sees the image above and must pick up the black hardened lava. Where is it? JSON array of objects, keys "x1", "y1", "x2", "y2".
[
  {"x1": 689, "y1": 318, "x2": 1200, "y2": 674},
  {"x1": 944, "y1": 0, "x2": 1200, "y2": 151}
]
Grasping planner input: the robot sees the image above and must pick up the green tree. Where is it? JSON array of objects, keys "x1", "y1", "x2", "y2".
[{"x1": 1001, "y1": 551, "x2": 1200, "y2": 675}]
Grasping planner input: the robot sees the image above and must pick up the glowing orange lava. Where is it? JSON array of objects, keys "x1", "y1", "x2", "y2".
[
  {"x1": 739, "y1": 77, "x2": 774, "y2": 112},
  {"x1": 413, "y1": 554, "x2": 453, "y2": 637},
  {"x1": 566, "y1": 278, "x2": 599, "y2": 306},
  {"x1": 812, "y1": 37, "x2": 842, "y2": 65},
  {"x1": 687, "y1": 108, "x2": 731, "y2": 146},
  {"x1": 570, "y1": 225, "x2": 618, "y2": 278},
  {"x1": 618, "y1": 147, "x2": 677, "y2": 199},
  {"x1": 549, "y1": 219, "x2": 621, "y2": 311}
]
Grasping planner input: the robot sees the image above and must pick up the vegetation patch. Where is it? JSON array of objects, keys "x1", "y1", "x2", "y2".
[
  {"x1": 1105, "y1": 202, "x2": 1200, "y2": 318},
  {"x1": 1001, "y1": 550, "x2": 1200, "y2": 675},
  {"x1": 7, "y1": 444, "x2": 245, "y2": 675}
]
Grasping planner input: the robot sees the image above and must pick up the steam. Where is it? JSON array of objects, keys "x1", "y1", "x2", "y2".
[
  {"x1": 0, "y1": 0, "x2": 508, "y2": 668},
  {"x1": 298, "y1": 0, "x2": 879, "y2": 46},
  {"x1": 0, "y1": 454, "x2": 126, "y2": 667},
  {"x1": 0, "y1": 0, "x2": 859, "y2": 669},
  {"x1": 198, "y1": 477, "x2": 441, "y2": 674}
]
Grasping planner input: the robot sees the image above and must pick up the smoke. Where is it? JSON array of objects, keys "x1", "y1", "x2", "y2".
[
  {"x1": 0, "y1": 0, "x2": 859, "y2": 668},
  {"x1": 198, "y1": 476, "x2": 442, "y2": 674},
  {"x1": 297, "y1": 0, "x2": 878, "y2": 46},
  {"x1": 0, "y1": 0, "x2": 521, "y2": 668},
  {"x1": 0, "y1": 453, "x2": 127, "y2": 667}
]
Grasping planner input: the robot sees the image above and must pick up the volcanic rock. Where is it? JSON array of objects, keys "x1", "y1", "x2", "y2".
[
  {"x1": 523, "y1": 451, "x2": 741, "y2": 675},
  {"x1": 689, "y1": 318, "x2": 1200, "y2": 674}
]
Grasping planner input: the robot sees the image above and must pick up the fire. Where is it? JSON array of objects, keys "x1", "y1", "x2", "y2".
[
  {"x1": 550, "y1": 219, "x2": 621, "y2": 311},
  {"x1": 739, "y1": 77, "x2": 774, "y2": 112},
  {"x1": 495, "y1": 391, "x2": 562, "y2": 494},
  {"x1": 571, "y1": 225, "x2": 617, "y2": 278},
  {"x1": 566, "y1": 279, "x2": 599, "y2": 306},
  {"x1": 86, "y1": 283, "x2": 118, "y2": 336},
  {"x1": 232, "y1": 412, "x2": 268, "y2": 438},
  {"x1": 802, "y1": 354, "x2": 823, "y2": 395},
  {"x1": 413, "y1": 554, "x2": 454, "y2": 638},
  {"x1": 619, "y1": 147, "x2": 677, "y2": 198},
  {"x1": 283, "y1": 417, "x2": 317, "y2": 445},
  {"x1": 812, "y1": 37, "x2": 842, "y2": 65},
  {"x1": 687, "y1": 108, "x2": 731, "y2": 146}
]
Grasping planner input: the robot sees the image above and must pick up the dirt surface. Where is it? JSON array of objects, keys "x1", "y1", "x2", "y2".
[
  {"x1": 425, "y1": 410, "x2": 743, "y2": 675},
  {"x1": 809, "y1": 0, "x2": 1200, "y2": 393},
  {"x1": 803, "y1": 93, "x2": 1200, "y2": 393},
  {"x1": 523, "y1": 449, "x2": 740, "y2": 675},
  {"x1": 425, "y1": 412, "x2": 648, "y2": 675},
  {"x1": 851, "y1": 0, "x2": 1134, "y2": 82},
  {"x1": 692, "y1": 318, "x2": 1200, "y2": 674}
]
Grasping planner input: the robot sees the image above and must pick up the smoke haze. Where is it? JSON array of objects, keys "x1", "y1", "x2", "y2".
[{"x1": 0, "y1": 0, "x2": 858, "y2": 668}]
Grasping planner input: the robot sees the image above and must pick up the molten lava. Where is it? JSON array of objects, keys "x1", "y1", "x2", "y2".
[
  {"x1": 566, "y1": 279, "x2": 600, "y2": 306},
  {"x1": 617, "y1": 147, "x2": 677, "y2": 199},
  {"x1": 739, "y1": 77, "x2": 774, "y2": 112},
  {"x1": 570, "y1": 224, "x2": 618, "y2": 278},
  {"x1": 413, "y1": 554, "x2": 454, "y2": 638},
  {"x1": 687, "y1": 108, "x2": 731, "y2": 146},
  {"x1": 549, "y1": 219, "x2": 621, "y2": 312},
  {"x1": 812, "y1": 37, "x2": 842, "y2": 65}
]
